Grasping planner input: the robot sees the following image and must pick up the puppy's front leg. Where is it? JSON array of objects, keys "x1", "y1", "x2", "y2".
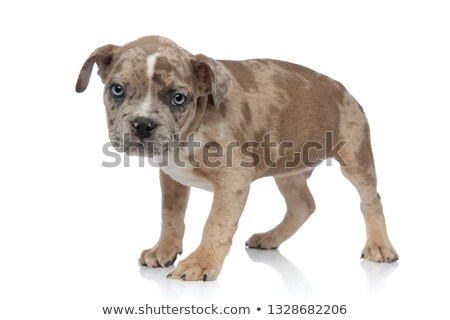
[
  {"x1": 139, "y1": 170, "x2": 190, "y2": 268},
  {"x1": 168, "y1": 179, "x2": 250, "y2": 281}
]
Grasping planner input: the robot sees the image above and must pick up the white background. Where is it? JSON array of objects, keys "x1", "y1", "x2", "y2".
[{"x1": 1, "y1": 0, "x2": 449, "y2": 319}]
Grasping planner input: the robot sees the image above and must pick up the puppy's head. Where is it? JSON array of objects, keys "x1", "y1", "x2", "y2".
[{"x1": 76, "y1": 36, "x2": 231, "y2": 159}]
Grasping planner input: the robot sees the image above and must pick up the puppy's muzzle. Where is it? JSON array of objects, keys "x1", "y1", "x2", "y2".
[{"x1": 131, "y1": 116, "x2": 157, "y2": 139}]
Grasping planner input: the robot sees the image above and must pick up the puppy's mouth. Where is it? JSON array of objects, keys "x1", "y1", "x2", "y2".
[{"x1": 109, "y1": 132, "x2": 171, "y2": 157}]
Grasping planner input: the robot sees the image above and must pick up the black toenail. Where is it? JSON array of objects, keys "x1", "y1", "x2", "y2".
[{"x1": 164, "y1": 260, "x2": 172, "y2": 268}]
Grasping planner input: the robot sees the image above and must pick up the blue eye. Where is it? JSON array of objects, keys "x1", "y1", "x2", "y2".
[
  {"x1": 170, "y1": 93, "x2": 187, "y2": 107},
  {"x1": 110, "y1": 84, "x2": 125, "y2": 98}
]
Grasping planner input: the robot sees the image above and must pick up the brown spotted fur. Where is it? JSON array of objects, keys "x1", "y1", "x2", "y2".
[{"x1": 76, "y1": 36, "x2": 398, "y2": 281}]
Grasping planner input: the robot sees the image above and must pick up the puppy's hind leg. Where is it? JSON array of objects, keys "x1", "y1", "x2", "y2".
[
  {"x1": 337, "y1": 94, "x2": 398, "y2": 262},
  {"x1": 340, "y1": 161, "x2": 398, "y2": 262},
  {"x1": 246, "y1": 171, "x2": 316, "y2": 249}
]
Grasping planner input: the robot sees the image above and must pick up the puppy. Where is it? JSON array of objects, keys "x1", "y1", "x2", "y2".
[{"x1": 76, "y1": 36, "x2": 398, "y2": 281}]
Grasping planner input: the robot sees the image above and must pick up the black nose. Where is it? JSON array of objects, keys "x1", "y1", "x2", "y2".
[{"x1": 131, "y1": 117, "x2": 157, "y2": 139}]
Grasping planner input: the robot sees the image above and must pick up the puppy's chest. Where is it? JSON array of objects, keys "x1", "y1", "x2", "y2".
[
  {"x1": 160, "y1": 150, "x2": 213, "y2": 191},
  {"x1": 161, "y1": 165, "x2": 213, "y2": 191},
  {"x1": 160, "y1": 132, "x2": 220, "y2": 191}
]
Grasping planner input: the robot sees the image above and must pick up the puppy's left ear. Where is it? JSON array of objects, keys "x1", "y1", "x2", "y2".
[
  {"x1": 193, "y1": 54, "x2": 231, "y2": 108},
  {"x1": 75, "y1": 44, "x2": 119, "y2": 93}
]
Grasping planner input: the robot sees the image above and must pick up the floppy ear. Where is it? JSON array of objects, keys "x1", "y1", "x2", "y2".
[
  {"x1": 193, "y1": 54, "x2": 232, "y2": 108},
  {"x1": 75, "y1": 44, "x2": 119, "y2": 93}
]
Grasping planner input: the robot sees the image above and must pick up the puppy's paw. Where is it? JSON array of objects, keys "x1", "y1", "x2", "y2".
[
  {"x1": 361, "y1": 240, "x2": 399, "y2": 263},
  {"x1": 139, "y1": 242, "x2": 182, "y2": 268},
  {"x1": 246, "y1": 232, "x2": 280, "y2": 250},
  {"x1": 166, "y1": 251, "x2": 222, "y2": 281}
]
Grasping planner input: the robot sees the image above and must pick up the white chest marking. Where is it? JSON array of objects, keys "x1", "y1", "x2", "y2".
[{"x1": 161, "y1": 163, "x2": 213, "y2": 192}]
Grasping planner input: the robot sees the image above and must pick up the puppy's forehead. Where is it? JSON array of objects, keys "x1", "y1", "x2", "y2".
[
  {"x1": 112, "y1": 47, "x2": 148, "y2": 73},
  {"x1": 118, "y1": 36, "x2": 190, "y2": 57},
  {"x1": 112, "y1": 36, "x2": 193, "y2": 83}
]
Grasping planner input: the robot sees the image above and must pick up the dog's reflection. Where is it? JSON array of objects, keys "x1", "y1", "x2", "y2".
[
  {"x1": 361, "y1": 260, "x2": 398, "y2": 295},
  {"x1": 245, "y1": 248, "x2": 312, "y2": 299},
  {"x1": 140, "y1": 248, "x2": 311, "y2": 300},
  {"x1": 139, "y1": 265, "x2": 221, "y2": 300}
]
